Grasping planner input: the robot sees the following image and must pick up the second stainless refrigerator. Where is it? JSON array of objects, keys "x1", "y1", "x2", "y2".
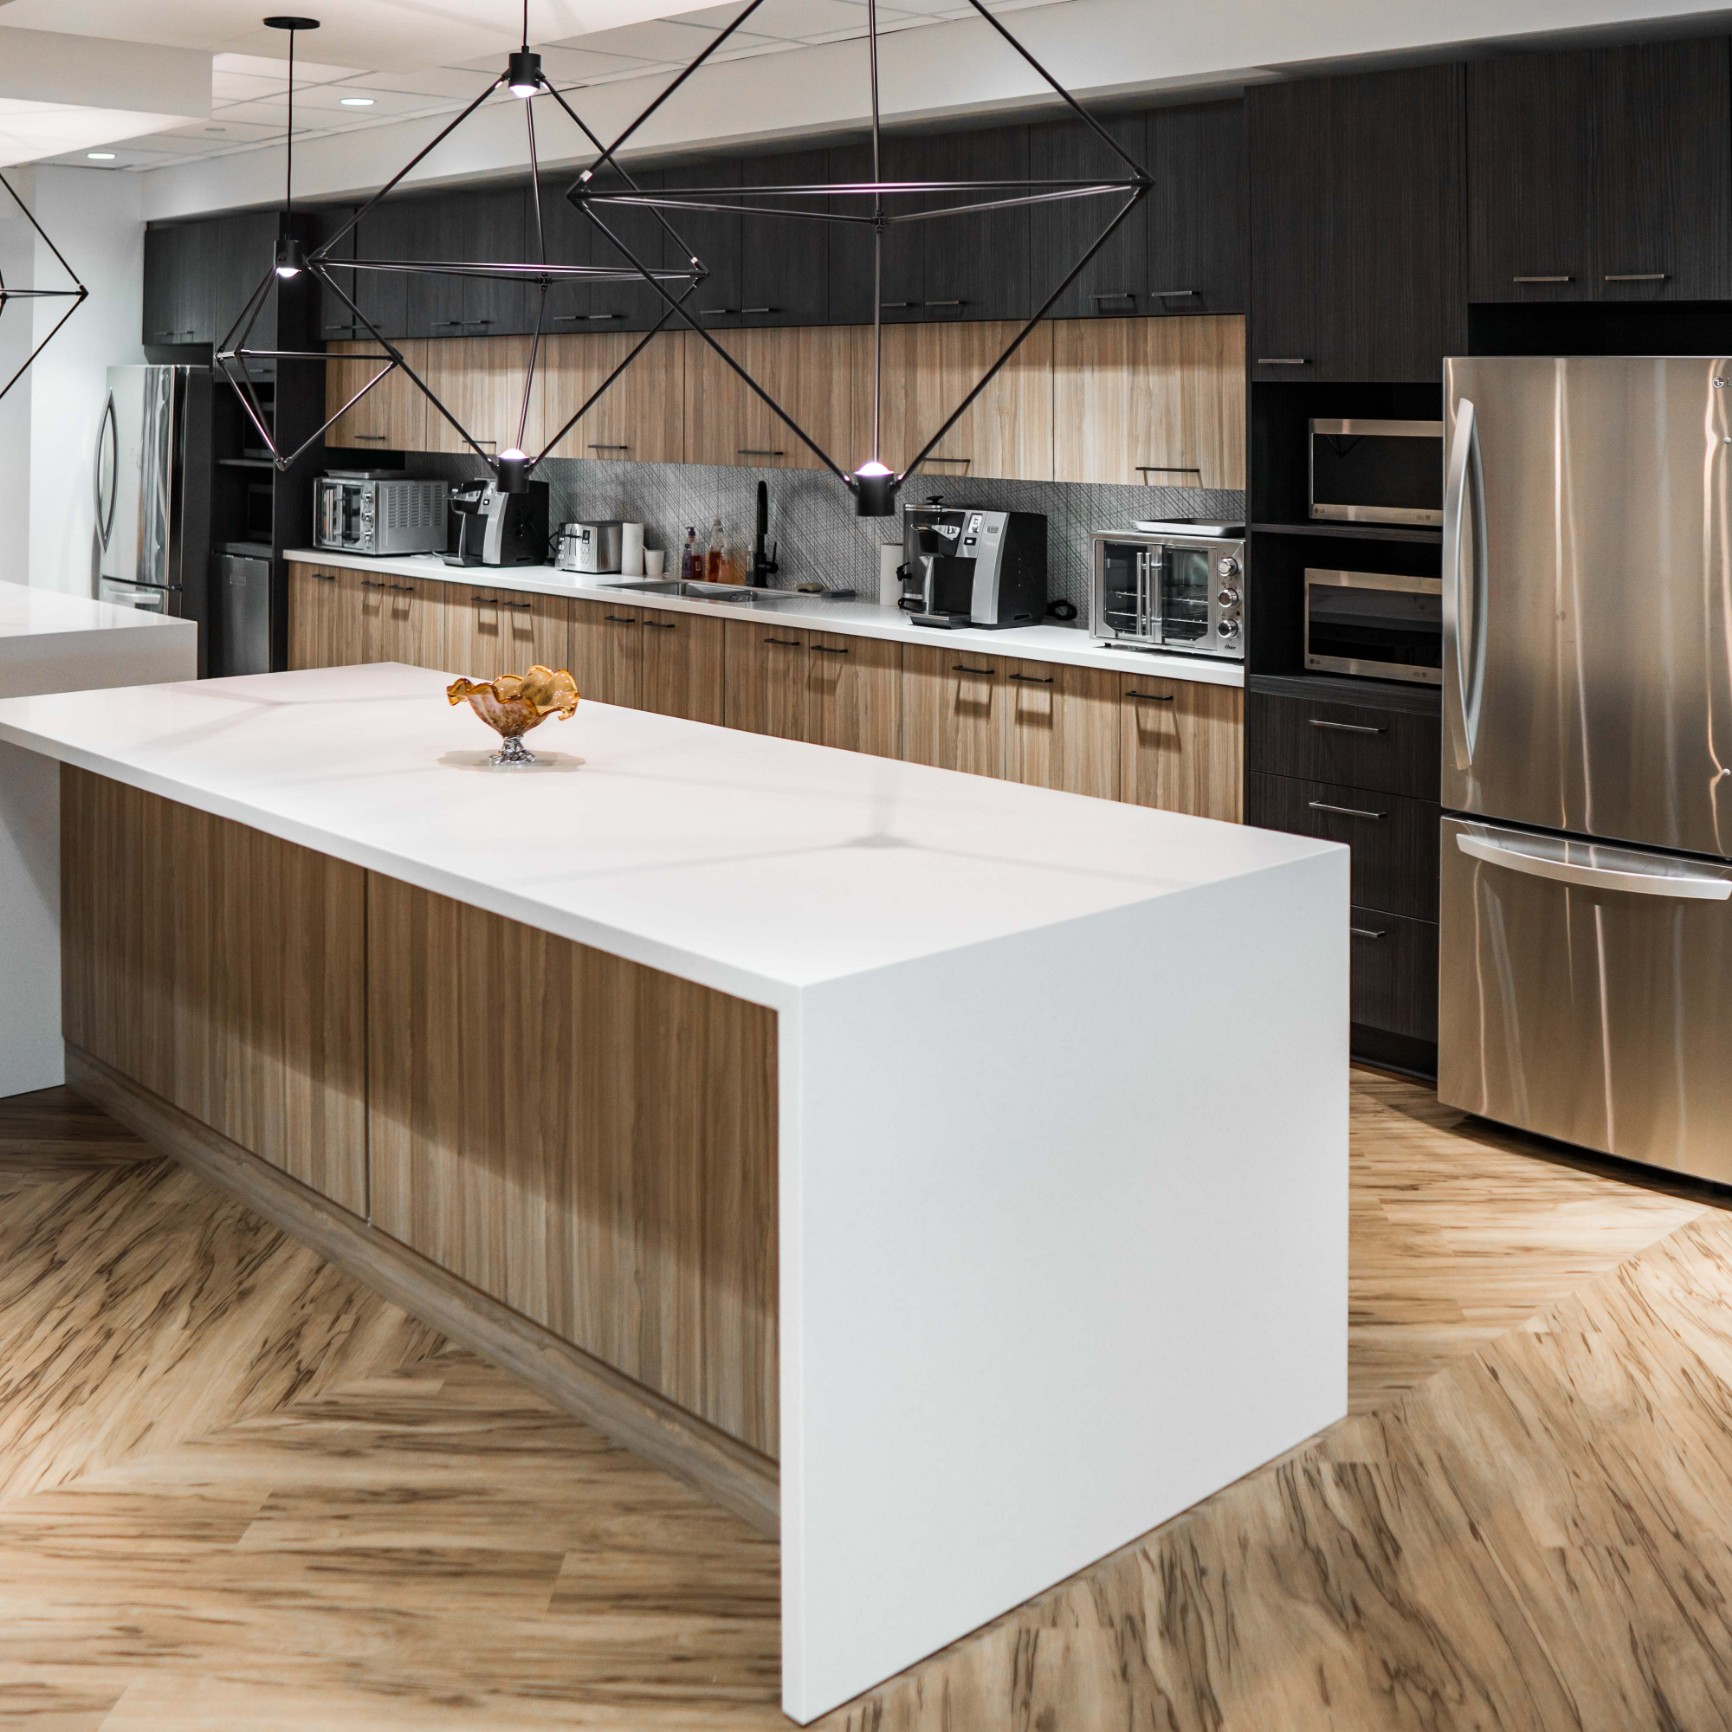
[{"x1": 1440, "y1": 353, "x2": 1732, "y2": 1184}]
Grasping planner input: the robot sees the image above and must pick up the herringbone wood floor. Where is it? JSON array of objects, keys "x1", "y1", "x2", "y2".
[{"x1": 1, "y1": 1074, "x2": 1728, "y2": 1730}]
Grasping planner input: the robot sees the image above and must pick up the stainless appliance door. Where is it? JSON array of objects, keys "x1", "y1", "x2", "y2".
[
  {"x1": 101, "y1": 367, "x2": 150, "y2": 585},
  {"x1": 135, "y1": 366, "x2": 176, "y2": 590},
  {"x1": 1091, "y1": 538, "x2": 1157, "y2": 644},
  {"x1": 1439, "y1": 815, "x2": 1732, "y2": 1182},
  {"x1": 1443, "y1": 355, "x2": 1732, "y2": 857},
  {"x1": 98, "y1": 577, "x2": 181, "y2": 616}
]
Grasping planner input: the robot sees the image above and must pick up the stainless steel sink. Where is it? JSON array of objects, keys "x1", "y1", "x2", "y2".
[{"x1": 602, "y1": 578, "x2": 798, "y2": 604}]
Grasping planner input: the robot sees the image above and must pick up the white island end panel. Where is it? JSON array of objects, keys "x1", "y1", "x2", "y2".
[{"x1": 779, "y1": 849, "x2": 1350, "y2": 1721}]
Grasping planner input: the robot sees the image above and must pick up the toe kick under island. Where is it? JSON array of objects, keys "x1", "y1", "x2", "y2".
[{"x1": 0, "y1": 662, "x2": 1349, "y2": 1724}]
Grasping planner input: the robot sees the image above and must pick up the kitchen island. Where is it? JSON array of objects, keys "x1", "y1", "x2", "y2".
[
  {"x1": 0, "y1": 582, "x2": 197, "y2": 1098},
  {"x1": 0, "y1": 661, "x2": 1347, "y2": 1723}
]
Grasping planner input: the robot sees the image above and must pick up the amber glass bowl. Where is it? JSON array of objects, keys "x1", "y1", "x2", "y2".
[{"x1": 447, "y1": 665, "x2": 580, "y2": 766}]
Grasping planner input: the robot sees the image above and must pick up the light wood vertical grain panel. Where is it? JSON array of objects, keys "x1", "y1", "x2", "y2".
[
  {"x1": 444, "y1": 589, "x2": 572, "y2": 681},
  {"x1": 286, "y1": 563, "x2": 341, "y2": 670},
  {"x1": 540, "y1": 331, "x2": 685, "y2": 464},
  {"x1": 1119, "y1": 675, "x2": 1244, "y2": 821},
  {"x1": 59, "y1": 769, "x2": 368, "y2": 1213},
  {"x1": 420, "y1": 335, "x2": 543, "y2": 459},
  {"x1": 366, "y1": 875, "x2": 779, "y2": 1453},
  {"x1": 1005, "y1": 662, "x2": 1120, "y2": 799},
  {"x1": 569, "y1": 598, "x2": 645, "y2": 706},
  {"x1": 684, "y1": 326, "x2": 869, "y2": 471},
  {"x1": 325, "y1": 337, "x2": 430, "y2": 454},
  {"x1": 900, "y1": 642, "x2": 1012, "y2": 779},
  {"x1": 805, "y1": 630, "x2": 901, "y2": 758},
  {"x1": 724, "y1": 619, "x2": 808, "y2": 739},
  {"x1": 638, "y1": 610, "x2": 726, "y2": 723},
  {"x1": 382, "y1": 577, "x2": 449, "y2": 670},
  {"x1": 1052, "y1": 314, "x2": 1246, "y2": 488},
  {"x1": 882, "y1": 321, "x2": 1054, "y2": 483}
]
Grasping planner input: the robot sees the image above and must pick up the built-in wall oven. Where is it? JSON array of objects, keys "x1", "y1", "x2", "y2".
[
  {"x1": 1304, "y1": 568, "x2": 1442, "y2": 684},
  {"x1": 1090, "y1": 524, "x2": 1245, "y2": 660}
]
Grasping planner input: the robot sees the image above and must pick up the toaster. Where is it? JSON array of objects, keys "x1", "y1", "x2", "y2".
[{"x1": 556, "y1": 521, "x2": 625, "y2": 575}]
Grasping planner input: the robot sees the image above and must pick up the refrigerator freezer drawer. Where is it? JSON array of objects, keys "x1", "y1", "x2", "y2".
[{"x1": 1439, "y1": 815, "x2": 1732, "y2": 1183}]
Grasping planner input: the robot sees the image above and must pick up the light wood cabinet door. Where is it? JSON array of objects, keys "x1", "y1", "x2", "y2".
[
  {"x1": 1003, "y1": 661, "x2": 1119, "y2": 799},
  {"x1": 287, "y1": 562, "x2": 344, "y2": 669},
  {"x1": 325, "y1": 337, "x2": 430, "y2": 454},
  {"x1": 445, "y1": 589, "x2": 571, "y2": 680},
  {"x1": 1052, "y1": 314, "x2": 1245, "y2": 488},
  {"x1": 569, "y1": 597, "x2": 646, "y2": 706},
  {"x1": 901, "y1": 643, "x2": 1013, "y2": 779},
  {"x1": 684, "y1": 326, "x2": 870, "y2": 471},
  {"x1": 806, "y1": 630, "x2": 901, "y2": 758},
  {"x1": 420, "y1": 335, "x2": 542, "y2": 460},
  {"x1": 356, "y1": 574, "x2": 446, "y2": 669},
  {"x1": 638, "y1": 609, "x2": 725, "y2": 724},
  {"x1": 541, "y1": 330, "x2": 684, "y2": 465},
  {"x1": 1119, "y1": 674, "x2": 1244, "y2": 821},
  {"x1": 880, "y1": 321, "x2": 1054, "y2": 483},
  {"x1": 724, "y1": 621, "x2": 809, "y2": 739}
]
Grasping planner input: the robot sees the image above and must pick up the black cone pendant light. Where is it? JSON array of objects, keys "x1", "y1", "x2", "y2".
[
  {"x1": 568, "y1": 0, "x2": 1149, "y2": 515},
  {"x1": 0, "y1": 172, "x2": 89, "y2": 406}
]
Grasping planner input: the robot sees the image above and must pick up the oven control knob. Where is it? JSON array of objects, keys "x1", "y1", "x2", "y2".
[
  {"x1": 1217, "y1": 556, "x2": 1241, "y2": 581},
  {"x1": 1217, "y1": 617, "x2": 1242, "y2": 642},
  {"x1": 1217, "y1": 586, "x2": 1242, "y2": 609}
]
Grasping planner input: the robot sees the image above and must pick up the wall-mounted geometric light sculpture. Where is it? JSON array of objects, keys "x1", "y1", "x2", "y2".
[
  {"x1": 297, "y1": 0, "x2": 706, "y2": 492},
  {"x1": 0, "y1": 171, "x2": 89, "y2": 405},
  {"x1": 569, "y1": 0, "x2": 1150, "y2": 514}
]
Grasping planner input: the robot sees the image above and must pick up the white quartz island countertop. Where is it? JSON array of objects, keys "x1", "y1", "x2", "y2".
[
  {"x1": 0, "y1": 662, "x2": 1348, "y2": 1724},
  {"x1": 285, "y1": 547, "x2": 1246, "y2": 688}
]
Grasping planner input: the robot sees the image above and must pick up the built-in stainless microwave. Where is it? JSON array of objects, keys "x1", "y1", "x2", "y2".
[
  {"x1": 1090, "y1": 525, "x2": 1245, "y2": 660},
  {"x1": 1309, "y1": 418, "x2": 1444, "y2": 526},
  {"x1": 1304, "y1": 568, "x2": 1442, "y2": 684}
]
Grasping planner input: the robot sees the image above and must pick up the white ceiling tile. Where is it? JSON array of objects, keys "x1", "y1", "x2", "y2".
[
  {"x1": 213, "y1": 51, "x2": 365, "y2": 85},
  {"x1": 671, "y1": 0, "x2": 913, "y2": 42},
  {"x1": 551, "y1": 18, "x2": 774, "y2": 61}
]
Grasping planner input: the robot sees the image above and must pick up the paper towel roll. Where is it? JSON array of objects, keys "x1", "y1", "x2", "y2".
[
  {"x1": 620, "y1": 522, "x2": 645, "y2": 577},
  {"x1": 878, "y1": 542, "x2": 904, "y2": 607}
]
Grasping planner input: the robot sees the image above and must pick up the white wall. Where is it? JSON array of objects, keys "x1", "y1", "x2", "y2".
[{"x1": 15, "y1": 167, "x2": 144, "y2": 596}]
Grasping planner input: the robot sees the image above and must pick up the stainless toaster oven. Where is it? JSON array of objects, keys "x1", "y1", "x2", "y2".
[
  {"x1": 1090, "y1": 525, "x2": 1245, "y2": 660},
  {"x1": 314, "y1": 473, "x2": 447, "y2": 557}
]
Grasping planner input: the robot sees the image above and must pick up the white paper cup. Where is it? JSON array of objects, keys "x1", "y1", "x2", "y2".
[
  {"x1": 621, "y1": 522, "x2": 645, "y2": 576},
  {"x1": 644, "y1": 548, "x2": 666, "y2": 578}
]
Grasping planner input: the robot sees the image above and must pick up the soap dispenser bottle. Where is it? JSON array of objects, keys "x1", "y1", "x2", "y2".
[
  {"x1": 680, "y1": 527, "x2": 699, "y2": 583},
  {"x1": 706, "y1": 515, "x2": 726, "y2": 583}
]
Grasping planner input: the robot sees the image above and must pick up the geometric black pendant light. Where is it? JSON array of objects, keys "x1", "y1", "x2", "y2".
[
  {"x1": 0, "y1": 170, "x2": 89, "y2": 405},
  {"x1": 568, "y1": 0, "x2": 1150, "y2": 514},
  {"x1": 303, "y1": 0, "x2": 704, "y2": 492}
]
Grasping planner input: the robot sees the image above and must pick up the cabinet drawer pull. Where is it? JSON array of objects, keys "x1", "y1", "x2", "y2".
[
  {"x1": 473, "y1": 595, "x2": 532, "y2": 610},
  {"x1": 737, "y1": 448, "x2": 785, "y2": 457},
  {"x1": 324, "y1": 322, "x2": 362, "y2": 334},
  {"x1": 1008, "y1": 670, "x2": 1053, "y2": 684},
  {"x1": 588, "y1": 442, "x2": 629, "y2": 452},
  {"x1": 359, "y1": 577, "x2": 386, "y2": 589},
  {"x1": 641, "y1": 617, "x2": 675, "y2": 630},
  {"x1": 1126, "y1": 689, "x2": 1174, "y2": 703},
  {"x1": 1309, "y1": 717, "x2": 1387, "y2": 735},
  {"x1": 1308, "y1": 799, "x2": 1384, "y2": 821},
  {"x1": 923, "y1": 455, "x2": 972, "y2": 467},
  {"x1": 434, "y1": 320, "x2": 465, "y2": 329},
  {"x1": 603, "y1": 613, "x2": 639, "y2": 625},
  {"x1": 764, "y1": 635, "x2": 803, "y2": 648},
  {"x1": 353, "y1": 433, "x2": 388, "y2": 442},
  {"x1": 309, "y1": 571, "x2": 337, "y2": 583},
  {"x1": 391, "y1": 583, "x2": 417, "y2": 593},
  {"x1": 502, "y1": 600, "x2": 532, "y2": 610},
  {"x1": 740, "y1": 306, "x2": 779, "y2": 316},
  {"x1": 1512, "y1": 274, "x2": 1574, "y2": 284},
  {"x1": 1350, "y1": 925, "x2": 1388, "y2": 940},
  {"x1": 880, "y1": 300, "x2": 918, "y2": 310},
  {"x1": 1604, "y1": 272, "x2": 1669, "y2": 283},
  {"x1": 1150, "y1": 288, "x2": 1198, "y2": 299},
  {"x1": 1137, "y1": 464, "x2": 1203, "y2": 479},
  {"x1": 467, "y1": 319, "x2": 494, "y2": 328},
  {"x1": 809, "y1": 643, "x2": 849, "y2": 656},
  {"x1": 952, "y1": 663, "x2": 998, "y2": 677},
  {"x1": 556, "y1": 311, "x2": 627, "y2": 323},
  {"x1": 697, "y1": 307, "x2": 738, "y2": 317},
  {"x1": 925, "y1": 299, "x2": 966, "y2": 309},
  {"x1": 1256, "y1": 357, "x2": 1309, "y2": 366},
  {"x1": 1092, "y1": 291, "x2": 1137, "y2": 306}
]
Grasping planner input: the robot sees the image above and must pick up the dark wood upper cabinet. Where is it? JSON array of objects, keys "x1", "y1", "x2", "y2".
[
  {"x1": 1249, "y1": 64, "x2": 1466, "y2": 382},
  {"x1": 740, "y1": 147, "x2": 830, "y2": 327},
  {"x1": 827, "y1": 138, "x2": 922, "y2": 325},
  {"x1": 1146, "y1": 99, "x2": 1245, "y2": 316},
  {"x1": 669, "y1": 156, "x2": 744, "y2": 330},
  {"x1": 917, "y1": 126, "x2": 1031, "y2": 323},
  {"x1": 143, "y1": 220, "x2": 218, "y2": 345},
  {"x1": 1468, "y1": 38, "x2": 1732, "y2": 303},
  {"x1": 1028, "y1": 110, "x2": 1148, "y2": 319},
  {"x1": 545, "y1": 166, "x2": 677, "y2": 333},
  {"x1": 459, "y1": 184, "x2": 531, "y2": 334},
  {"x1": 351, "y1": 197, "x2": 418, "y2": 339}
]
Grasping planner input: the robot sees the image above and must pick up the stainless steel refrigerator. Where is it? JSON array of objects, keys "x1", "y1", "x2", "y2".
[
  {"x1": 1440, "y1": 354, "x2": 1732, "y2": 1183},
  {"x1": 95, "y1": 364, "x2": 210, "y2": 670}
]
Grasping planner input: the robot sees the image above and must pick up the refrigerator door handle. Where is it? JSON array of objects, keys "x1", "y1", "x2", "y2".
[
  {"x1": 1455, "y1": 831, "x2": 1732, "y2": 900},
  {"x1": 1444, "y1": 397, "x2": 1487, "y2": 770},
  {"x1": 94, "y1": 392, "x2": 118, "y2": 552}
]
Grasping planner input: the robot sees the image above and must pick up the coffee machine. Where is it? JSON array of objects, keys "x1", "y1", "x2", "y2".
[
  {"x1": 445, "y1": 479, "x2": 550, "y2": 567},
  {"x1": 899, "y1": 501, "x2": 1046, "y2": 628}
]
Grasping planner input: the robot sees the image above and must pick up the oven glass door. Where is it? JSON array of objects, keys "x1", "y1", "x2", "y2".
[
  {"x1": 1098, "y1": 541, "x2": 1155, "y2": 642},
  {"x1": 1306, "y1": 574, "x2": 1442, "y2": 682},
  {"x1": 1157, "y1": 545, "x2": 1214, "y2": 645}
]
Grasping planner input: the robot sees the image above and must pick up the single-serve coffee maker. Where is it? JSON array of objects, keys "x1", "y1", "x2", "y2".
[
  {"x1": 899, "y1": 501, "x2": 1046, "y2": 628},
  {"x1": 445, "y1": 479, "x2": 550, "y2": 567}
]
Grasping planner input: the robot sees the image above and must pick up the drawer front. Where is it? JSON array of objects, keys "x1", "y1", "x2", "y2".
[
  {"x1": 1247, "y1": 690, "x2": 1440, "y2": 797},
  {"x1": 1349, "y1": 907, "x2": 1438, "y2": 1041},
  {"x1": 1246, "y1": 771, "x2": 1439, "y2": 920}
]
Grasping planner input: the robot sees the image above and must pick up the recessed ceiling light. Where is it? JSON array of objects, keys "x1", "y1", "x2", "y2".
[
  {"x1": 85, "y1": 150, "x2": 117, "y2": 161},
  {"x1": 339, "y1": 95, "x2": 374, "y2": 106}
]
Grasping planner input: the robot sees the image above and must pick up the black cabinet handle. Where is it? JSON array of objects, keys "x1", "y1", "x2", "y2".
[
  {"x1": 359, "y1": 577, "x2": 386, "y2": 589},
  {"x1": 588, "y1": 442, "x2": 629, "y2": 452},
  {"x1": 1126, "y1": 689, "x2": 1175, "y2": 703},
  {"x1": 740, "y1": 306, "x2": 780, "y2": 316},
  {"x1": 390, "y1": 582, "x2": 417, "y2": 593},
  {"x1": 880, "y1": 300, "x2": 918, "y2": 310},
  {"x1": 1350, "y1": 925, "x2": 1388, "y2": 940},
  {"x1": 1309, "y1": 717, "x2": 1386, "y2": 736},
  {"x1": 324, "y1": 322, "x2": 362, "y2": 334},
  {"x1": 1137, "y1": 464, "x2": 1203, "y2": 479},
  {"x1": 810, "y1": 643, "x2": 849, "y2": 656},
  {"x1": 923, "y1": 455, "x2": 972, "y2": 467},
  {"x1": 697, "y1": 307, "x2": 739, "y2": 317},
  {"x1": 1092, "y1": 291, "x2": 1137, "y2": 307},
  {"x1": 1512, "y1": 274, "x2": 1574, "y2": 284},
  {"x1": 555, "y1": 311, "x2": 626, "y2": 322},
  {"x1": 1009, "y1": 671, "x2": 1053, "y2": 684},
  {"x1": 1150, "y1": 288, "x2": 1198, "y2": 299},
  {"x1": 603, "y1": 613, "x2": 639, "y2": 625},
  {"x1": 434, "y1": 320, "x2": 465, "y2": 329},
  {"x1": 1308, "y1": 799, "x2": 1384, "y2": 821},
  {"x1": 738, "y1": 448, "x2": 785, "y2": 457},
  {"x1": 472, "y1": 595, "x2": 531, "y2": 609},
  {"x1": 466, "y1": 320, "x2": 494, "y2": 328},
  {"x1": 1604, "y1": 272, "x2": 1669, "y2": 283},
  {"x1": 764, "y1": 635, "x2": 803, "y2": 648},
  {"x1": 641, "y1": 618, "x2": 675, "y2": 631},
  {"x1": 1256, "y1": 357, "x2": 1309, "y2": 366},
  {"x1": 925, "y1": 299, "x2": 966, "y2": 309},
  {"x1": 308, "y1": 571, "x2": 337, "y2": 583},
  {"x1": 952, "y1": 663, "x2": 998, "y2": 677},
  {"x1": 352, "y1": 433, "x2": 388, "y2": 442}
]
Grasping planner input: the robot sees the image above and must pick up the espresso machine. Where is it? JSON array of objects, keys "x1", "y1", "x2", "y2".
[
  {"x1": 445, "y1": 479, "x2": 550, "y2": 567},
  {"x1": 899, "y1": 500, "x2": 1046, "y2": 628}
]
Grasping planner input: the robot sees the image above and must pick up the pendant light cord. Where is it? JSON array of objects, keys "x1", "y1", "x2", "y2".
[
  {"x1": 285, "y1": 26, "x2": 295, "y2": 218},
  {"x1": 867, "y1": 0, "x2": 882, "y2": 467}
]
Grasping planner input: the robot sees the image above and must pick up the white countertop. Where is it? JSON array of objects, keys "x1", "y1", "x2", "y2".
[
  {"x1": 0, "y1": 580, "x2": 198, "y2": 700},
  {"x1": 0, "y1": 581, "x2": 192, "y2": 647},
  {"x1": 0, "y1": 662, "x2": 1324, "y2": 1008},
  {"x1": 284, "y1": 548, "x2": 1245, "y2": 689}
]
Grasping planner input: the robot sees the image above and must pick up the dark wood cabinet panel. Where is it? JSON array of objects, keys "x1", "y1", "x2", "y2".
[
  {"x1": 143, "y1": 220, "x2": 217, "y2": 345},
  {"x1": 460, "y1": 184, "x2": 532, "y2": 334},
  {"x1": 1146, "y1": 99, "x2": 1245, "y2": 316},
  {"x1": 740, "y1": 148, "x2": 830, "y2": 327},
  {"x1": 544, "y1": 166, "x2": 675, "y2": 333},
  {"x1": 1245, "y1": 770, "x2": 1439, "y2": 920},
  {"x1": 1028, "y1": 110, "x2": 1148, "y2": 320},
  {"x1": 829, "y1": 136, "x2": 931, "y2": 326},
  {"x1": 1349, "y1": 907, "x2": 1438, "y2": 1042},
  {"x1": 918, "y1": 126, "x2": 1031, "y2": 323},
  {"x1": 212, "y1": 210, "x2": 280, "y2": 349},
  {"x1": 1246, "y1": 687, "x2": 1440, "y2": 797},
  {"x1": 1249, "y1": 65, "x2": 1466, "y2": 382},
  {"x1": 1594, "y1": 38, "x2": 1732, "y2": 302},
  {"x1": 354, "y1": 196, "x2": 423, "y2": 339},
  {"x1": 1466, "y1": 49, "x2": 1596, "y2": 300},
  {"x1": 670, "y1": 156, "x2": 744, "y2": 331}
]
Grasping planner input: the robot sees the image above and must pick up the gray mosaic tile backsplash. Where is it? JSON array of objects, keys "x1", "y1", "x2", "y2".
[{"x1": 418, "y1": 451, "x2": 1243, "y2": 620}]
